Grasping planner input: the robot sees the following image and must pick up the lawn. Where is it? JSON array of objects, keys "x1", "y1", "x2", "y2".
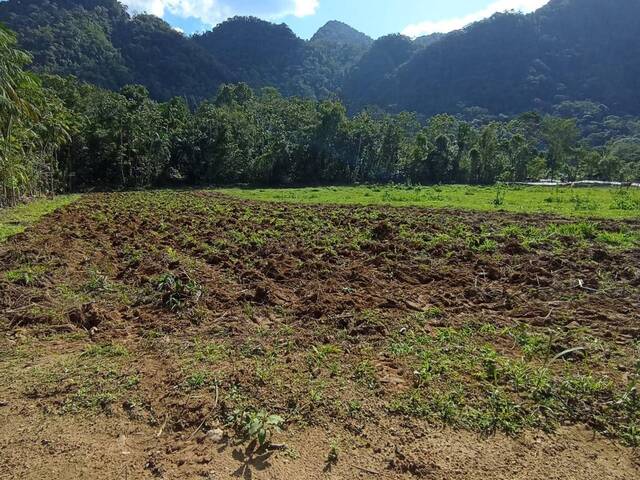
[
  {"x1": 222, "y1": 185, "x2": 640, "y2": 219},
  {"x1": 0, "y1": 195, "x2": 80, "y2": 243}
]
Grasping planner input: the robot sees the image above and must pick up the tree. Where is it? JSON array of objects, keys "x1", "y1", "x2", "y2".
[
  {"x1": 475, "y1": 124, "x2": 502, "y2": 185},
  {"x1": 1, "y1": 24, "x2": 71, "y2": 205},
  {"x1": 541, "y1": 116, "x2": 579, "y2": 179}
]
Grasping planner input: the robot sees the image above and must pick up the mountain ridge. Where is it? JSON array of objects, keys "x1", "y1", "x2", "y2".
[
  {"x1": 310, "y1": 20, "x2": 373, "y2": 48},
  {"x1": 1, "y1": 0, "x2": 638, "y2": 117}
]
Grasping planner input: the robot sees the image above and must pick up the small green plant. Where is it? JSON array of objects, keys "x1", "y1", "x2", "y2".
[
  {"x1": 308, "y1": 344, "x2": 341, "y2": 368},
  {"x1": 327, "y1": 439, "x2": 340, "y2": 466},
  {"x1": 234, "y1": 410, "x2": 284, "y2": 447},
  {"x1": 84, "y1": 268, "x2": 110, "y2": 293},
  {"x1": 5, "y1": 265, "x2": 46, "y2": 286},
  {"x1": 347, "y1": 400, "x2": 363, "y2": 416},
  {"x1": 193, "y1": 341, "x2": 228, "y2": 364},
  {"x1": 82, "y1": 343, "x2": 129, "y2": 358},
  {"x1": 354, "y1": 360, "x2": 378, "y2": 389},
  {"x1": 481, "y1": 347, "x2": 500, "y2": 383},
  {"x1": 156, "y1": 272, "x2": 202, "y2": 311},
  {"x1": 492, "y1": 186, "x2": 506, "y2": 207},
  {"x1": 185, "y1": 371, "x2": 208, "y2": 390}
]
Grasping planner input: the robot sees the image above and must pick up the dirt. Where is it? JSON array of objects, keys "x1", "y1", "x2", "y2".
[
  {"x1": 0, "y1": 411, "x2": 638, "y2": 480},
  {"x1": 0, "y1": 191, "x2": 639, "y2": 479}
]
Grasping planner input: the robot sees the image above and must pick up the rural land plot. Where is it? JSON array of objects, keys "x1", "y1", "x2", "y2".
[{"x1": 1, "y1": 190, "x2": 639, "y2": 479}]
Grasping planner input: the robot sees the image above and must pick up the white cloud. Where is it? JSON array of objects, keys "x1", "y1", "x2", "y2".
[
  {"x1": 293, "y1": 0, "x2": 319, "y2": 17},
  {"x1": 402, "y1": 0, "x2": 549, "y2": 38},
  {"x1": 122, "y1": 0, "x2": 319, "y2": 27}
]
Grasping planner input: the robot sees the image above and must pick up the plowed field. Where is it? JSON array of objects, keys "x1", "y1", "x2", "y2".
[{"x1": 1, "y1": 191, "x2": 639, "y2": 479}]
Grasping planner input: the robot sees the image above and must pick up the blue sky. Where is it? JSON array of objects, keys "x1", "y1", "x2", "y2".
[{"x1": 122, "y1": 0, "x2": 550, "y2": 38}]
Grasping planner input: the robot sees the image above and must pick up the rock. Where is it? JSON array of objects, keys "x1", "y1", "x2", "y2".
[{"x1": 206, "y1": 428, "x2": 224, "y2": 443}]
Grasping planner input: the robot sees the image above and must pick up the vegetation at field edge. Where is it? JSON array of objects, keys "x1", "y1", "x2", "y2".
[
  {"x1": 0, "y1": 195, "x2": 79, "y2": 242},
  {"x1": 222, "y1": 185, "x2": 640, "y2": 219}
]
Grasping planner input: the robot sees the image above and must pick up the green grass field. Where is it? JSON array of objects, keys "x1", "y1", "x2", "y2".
[
  {"x1": 222, "y1": 185, "x2": 640, "y2": 219},
  {"x1": 0, "y1": 195, "x2": 80, "y2": 243}
]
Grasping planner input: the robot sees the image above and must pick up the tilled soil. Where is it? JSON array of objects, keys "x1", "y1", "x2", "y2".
[{"x1": 1, "y1": 191, "x2": 639, "y2": 479}]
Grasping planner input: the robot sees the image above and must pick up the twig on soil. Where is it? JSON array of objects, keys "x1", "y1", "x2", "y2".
[
  {"x1": 4, "y1": 303, "x2": 39, "y2": 314},
  {"x1": 156, "y1": 414, "x2": 169, "y2": 438},
  {"x1": 188, "y1": 383, "x2": 220, "y2": 441},
  {"x1": 577, "y1": 279, "x2": 598, "y2": 293},
  {"x1": 552, "y1": 346, "x2": 586, "y2": 362},
  {"x1": 265, "y1": 443, "x2": 288, "y2": 451},
  {"x1": 350, "y1": 464, "x2": 386, "y2": 476}
]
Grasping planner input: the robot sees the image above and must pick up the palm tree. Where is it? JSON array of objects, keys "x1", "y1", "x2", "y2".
[{"x1": 0, "y1": 24, "x2": 39, "y2": 205}]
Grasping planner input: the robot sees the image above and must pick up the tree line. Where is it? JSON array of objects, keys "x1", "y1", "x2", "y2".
[{"x1": 1, "y1": 24, "x2": 639, "y2": 207}]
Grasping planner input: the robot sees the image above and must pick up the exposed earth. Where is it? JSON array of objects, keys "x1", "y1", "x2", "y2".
[{"x1": 1, "y1": 191, "x2": 639, "y2": 479}]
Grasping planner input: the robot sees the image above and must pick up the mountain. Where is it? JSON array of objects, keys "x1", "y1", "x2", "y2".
[
  {"x1": 192, "y1": 16, "x2": 368, "y2": 98},
  {"x1": 192, "y1": 17, "x2": 305, "y2": 96},
  {"x1": 342, "y1": 34, "x2": 418, "y2": 111},
  {"x1": 113, "y1": 14, "x2": 231, "y2": 102},
  {"x1": 1, "y1": 0, "x2": 639, "y2": 117},
  {"x1": 348, "y1": 0, "x2": 640, "y2": 116},
  {"x1": 414, "y1": 32, "x2": 445, "y2": 48},
  {"x1": 310, "y1": 20, "x2": 373, "y2": 48},
  {"x1": 0, "y1": 0, "x2": 230, "y2": 101},
  {"x1": 0, "y1": 1, "x2": 362, "y2": 101}
]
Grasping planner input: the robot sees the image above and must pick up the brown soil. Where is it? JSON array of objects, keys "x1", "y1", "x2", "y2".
[{"x1": 1, "y1": 191, "x2": 639, "y2": 479}]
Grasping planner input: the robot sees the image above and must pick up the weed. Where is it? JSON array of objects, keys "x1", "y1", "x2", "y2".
[
  {"x1": 493, "y1": 186, "x2": 506, "y2": 207},
  {"x1": 232, "y1": 409, "x2": 284, "y2": 447},
  {"x1": 82, "y1": 343, "x2": 129, "y2": 358},
  {"x1": 354, "y1": 360, "x2": 378, "y2": 390},
  {"x1": 84, "y1": 268, "x2": 110, "y2": 293},
  {"x1": 156, "y1": 272, "x2": 202, "y2": 311},
  {"x1": 611, "y1": 189, "x2": 640, "y2": 211},
  {"x1": 5, "y1": 265, "x2": 46, "y2": 285}
]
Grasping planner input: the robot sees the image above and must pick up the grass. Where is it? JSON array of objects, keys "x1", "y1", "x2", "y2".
[
  {"x1": 0, "y1": 195, "x2": 80, "y2": 242},
  {"x1": 221, "y1": 185, "x2": 640, "y2": 219},
  {"x1": 385, "y1": 322, "x2": 639, "y2": 441}
]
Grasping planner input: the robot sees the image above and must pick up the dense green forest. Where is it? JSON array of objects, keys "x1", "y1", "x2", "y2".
[
  {"x1": 1, "y1": 0, "x2": 640, "y2": 118},
  {"x1": 382, "y1": 0, "x2": 640, "y2": 117},
  {"x1": 2, "y1": 19, "x2": 639, "y2": 207}
]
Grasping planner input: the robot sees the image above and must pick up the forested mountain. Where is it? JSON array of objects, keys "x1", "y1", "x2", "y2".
[
  {"x1": 413, "y1": 33, "x2": 446, "y2": 48},
  {"x1": 2, "y1": 17, "x2": 639, "y2": 209},
  {"x1": 0, "y1": 0, "x2": 230, "y2": 102},
  {"x1": 350, "y1": 0, "x2": 640, "y2": 116},
  {"x1": 1, "y1": 0, "x2": 639, "y2": 117},
  {"x1": 310, "y1": 20, "x2": 373, "y2": 48},
  {"x1": 342, "y1": 34, "x2": 418, "y2": 112},
  {"x1": 192, "y1": 17, "x2": 306, "y2": 97}
]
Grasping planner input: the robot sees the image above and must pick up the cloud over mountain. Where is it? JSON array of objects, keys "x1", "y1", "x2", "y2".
[
  {"x1": 122, "y1": 0, "x2": 319, "y2": 26},
  {"x1": 402, "y1": 0, "x2": 548, "y2": 37}
]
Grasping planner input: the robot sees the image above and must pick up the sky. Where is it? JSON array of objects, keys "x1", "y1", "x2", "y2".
[{"x1": 121, "y1": 0, "x2": 550, "y2": 38}]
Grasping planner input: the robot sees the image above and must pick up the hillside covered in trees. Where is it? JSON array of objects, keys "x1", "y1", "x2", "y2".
[
  {"x1": 2, "y1": 16, "x2": 640, "y2": 208},
  {"x1": 1, "y1": 0, "x2": 640, "y2": 207},
  {"x1": 1, "y1": 0, "x2": 640, "y2": 119}
]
